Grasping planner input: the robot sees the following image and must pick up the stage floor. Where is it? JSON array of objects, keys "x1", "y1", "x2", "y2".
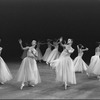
[{"x1": 0, "y1": 62, "x2": 100, "y2": 99}]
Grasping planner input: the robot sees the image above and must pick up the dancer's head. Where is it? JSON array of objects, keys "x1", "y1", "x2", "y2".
[
  {"x1": 31, "y1": 40, "x2": 36, "y2": 47},
  {"x1": 67, "y1": 38, "x2": 73, "y2": 45}
]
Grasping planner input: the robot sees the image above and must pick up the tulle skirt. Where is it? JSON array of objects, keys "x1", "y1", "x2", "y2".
[
  {"x1": 36, "y1": 48, "x2": 43, "y2": 61},
  {"x1": 16, "y1": 57, "x2": 41, "y2": 84},
  {"x1": 50, "y1": 56, "x2": 76, "y2": 84},
  {"x1": 46, "y1": 48, "x2": 60, "y2": 63},
  {"x1": 87, "y1": 55, "x2": 100, "y2": 75},
  {"x1": 42, "y1": 48, "x2": 52, "y2": 61},
  {"x1": 74, "y1": 56, "x2": 88, "y2": 72},
  {"x1": 0, "y1": 57, "x2": 13, "y2": 82}
]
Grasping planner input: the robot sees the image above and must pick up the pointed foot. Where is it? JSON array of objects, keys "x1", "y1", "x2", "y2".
[{"x1": 20, "y1": 84, "x2": 25, "y2": 90}]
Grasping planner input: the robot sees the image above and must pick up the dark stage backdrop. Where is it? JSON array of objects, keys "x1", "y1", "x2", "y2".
[{"x1": 0, "y1": 0, "x2": 100, "y2": 63}]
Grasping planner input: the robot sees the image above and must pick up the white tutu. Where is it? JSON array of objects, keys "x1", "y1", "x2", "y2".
[
  {"x1": 50, "y1": 50, "x2": 76, "y2": 85},
  {"x1": 0, "y1": 57, "x2": 13, "y2": 83},
  {"x1": 46, "y1": 48, "x2": 60, "y2": 63},
  {"x1": 87, "y1": 55, "x2": 100, "y2": 75},
  {"x1": 74, "y1": 56, "x2": 88, "y2": 72},
  {"x1": 42, "y1": 47, "x2": 52, "y2": 61},
  {"x1": 16, "y1": 57, "x2": 41, "y2": 84},
  {"x1": 36, "y1": 47, "x2": 43, "y2": 61}
]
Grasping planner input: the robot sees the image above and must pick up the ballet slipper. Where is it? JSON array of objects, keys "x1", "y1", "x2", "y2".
[
  {"x1": 27, "y1": 81, "x2": 35, "y2": 87},
  {"x1": 64, "y1": 84, "x2": 67, "y2": 90},
  {"x1": 86, "y1": 73, "x2": 89, "y2": 77},
  {"x1": 20, "y1": 83, "x2": 25, "y2": 90}
]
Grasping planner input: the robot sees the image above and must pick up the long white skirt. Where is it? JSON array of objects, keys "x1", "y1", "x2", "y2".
[
  {"x1": 36, "y1": 48, "x2": 43, "y2": 61},
  {"x1": 0, "y1": 57, "x2": 13, "y2": 82},
  {"x1": 42, "y1": 48, "x2": 52, "y2": 61},
  {"x1": 46, "y1": 48, "x2": 60, "y2": 63},
  {"x1": 50, "y1": 56, "x2": 76, "y2": 84},
  {"x1": 16, "y1": 57, "x2": 41, "y2": 84},
  {"x1": 86, "y1": 55, "x2": 100, "y2": 75},
  {"x1": 74, "y1": 56, "x2": 88, "y2": 72}
]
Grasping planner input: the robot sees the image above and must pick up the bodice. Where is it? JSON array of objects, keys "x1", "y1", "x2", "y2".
[
  {"x1": 27, "y1": 47, "x2": 38, "y2": 57},
  {"x1": 60, "y1": 45, "x2": 74, "y2": 57}
]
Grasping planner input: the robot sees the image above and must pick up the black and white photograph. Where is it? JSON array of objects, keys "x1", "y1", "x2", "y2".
[{"x1": 0, "y1": 0, "x2": 100, "y2": 99}]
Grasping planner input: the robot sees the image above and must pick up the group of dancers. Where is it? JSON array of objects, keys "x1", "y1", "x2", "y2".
[{"x1": 0, "y1": 37, "x2": 100, "y2": 90}]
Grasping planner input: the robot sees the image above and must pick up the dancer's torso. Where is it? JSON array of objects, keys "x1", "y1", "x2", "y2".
[{"x1": 27, "y1": 47, "x2": 37, "y2": 57}]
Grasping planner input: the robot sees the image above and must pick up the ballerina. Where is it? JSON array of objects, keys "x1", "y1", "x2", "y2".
[
  {"x1": 16, "y1": 39, "x2": 41, "y2": 89},
  {"x1": 50, "y1": 38, "x2": 76, "y2": 90},
  {"x1": 74, "y1": 44, "x2": 88, "y2": 73},
  {"x1": 86, "y1": 43, "x2": 100, "y2": 78},
  {"x1": 42, "y1": 39, "x2": 52, "y2": 62},
  {"x1": 0, "y1": 39, "x2": 13, "y2": 85},
  {"x1": 46, "y1": 37, "x2": 62, "y2": 64}
]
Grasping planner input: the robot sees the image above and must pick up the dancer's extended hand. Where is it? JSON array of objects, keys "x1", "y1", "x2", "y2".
[{"x1": 19, "y1": 39, "x2": 22, "y2": 44}]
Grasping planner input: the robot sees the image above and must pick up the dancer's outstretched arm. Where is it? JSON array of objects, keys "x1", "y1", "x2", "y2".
[
  {"x1": 81, "y1": 48, "x2": 89, "y2": 52},
  {"x1": 18, "y1": 39, "x2": 30, "y2": 50}
]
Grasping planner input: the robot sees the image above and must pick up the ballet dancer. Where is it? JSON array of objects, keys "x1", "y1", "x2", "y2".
[
  {"x1": 0, "y1": 39, "x2": 13, "y2": 85},
  {"x1": 16, "y1": 39, "x2": 41, "y2": 89},
  {"x1": 42, "y1": 39, "x2": 52, "y2": 62},
  {"x1": 50, "y1": 38, "x2": 76, "y2": 90},
  {"x1": 86, "y1": 42, "x2": 100, "y2": 79},
  {"x1": 74, "y1": 44, "x2": 88, "y2": 73},
  {"x1": 46, "y1": 37, "x2": 62, "y2": 64}
]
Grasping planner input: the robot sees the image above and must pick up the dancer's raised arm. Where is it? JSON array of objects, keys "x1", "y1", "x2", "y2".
[
  {"x1": 19, "y1": 39, "x2": 29, "y2": 50},
  {"x1": 60, "y1": 40, "x2": 67, "y2": 48}
]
